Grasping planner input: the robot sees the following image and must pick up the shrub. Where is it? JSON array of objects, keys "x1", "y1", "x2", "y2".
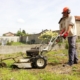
[{"x1": 6, "y1": 41, "x2": 13, "y2": 45}]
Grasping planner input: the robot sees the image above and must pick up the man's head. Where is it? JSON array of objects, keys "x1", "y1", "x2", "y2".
[{"x1": 62, "y1": 7, "x2": 70, "y2": 18}]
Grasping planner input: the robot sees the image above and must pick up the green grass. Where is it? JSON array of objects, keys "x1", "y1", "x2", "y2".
[
  {"x1": 0, "y1": 49, "x2": 80, "y2": 80},
  {"x1": 11, "y1": 42, "x2": 26, "y2": 46},
  {"x1": 0, "y1": 68, "x2": 80, "y2": 80},
  {"x1": 47, "y1": 49, "x2": 68, "y2": 64}
]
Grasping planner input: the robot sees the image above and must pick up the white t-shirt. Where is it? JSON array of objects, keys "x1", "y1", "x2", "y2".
[{"x1": 60, "y1": 16, "x2": 77, "y2": 37}]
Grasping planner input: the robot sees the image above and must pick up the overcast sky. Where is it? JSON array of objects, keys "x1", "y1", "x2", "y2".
[{"x1": 0, "y1": 0, "x2": 80, "y2": 36}]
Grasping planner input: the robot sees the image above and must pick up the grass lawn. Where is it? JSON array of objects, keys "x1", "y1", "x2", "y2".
[
  {"x1": 6, "y1": 42, "x2": 26, "y2": 46},
  {"x1": 11, "y1": 42, "x2": 26, "y2": 46},
  {"x1": 0, "y1": 49, "x2": 80, "y2": 80}
]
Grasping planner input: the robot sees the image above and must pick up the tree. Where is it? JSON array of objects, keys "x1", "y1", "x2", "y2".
[
  {"x1": 38, "y1": 30, "x2": 58, "y2": 40},
  {"x1": 16, "y1": 30, "x2": 22, "y2": 36},
  {"x1": 22, "y1": 30, "x2": 26, "y2": 34},
  {"x1": 22, "y1": 30, "x2": 27, "y2": 36},
  {"x1": 16, "y1": 29, "x2": 27, "y2": 36}
]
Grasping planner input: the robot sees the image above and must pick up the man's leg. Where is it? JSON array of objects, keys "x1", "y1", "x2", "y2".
[
  {"x1": 68, "y1": 36, "x2": 77, "y2": 65},
  {"x1": 74, "y1": 40, "x2": 78, "y2": 64},
  {"x1": 72, "y1": 36, "x2": 78, "y2": 63}
]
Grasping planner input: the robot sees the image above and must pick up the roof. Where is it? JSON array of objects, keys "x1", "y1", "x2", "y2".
[
  {"x1": 3, "y1": 32, "x2": 15, "y2": 36},
  {"x1": 75, "y1": 16, "x2": 80, "y2": 21},
  {"x1": 59, "y1": 16, "x2": 80, "y2": 23}
]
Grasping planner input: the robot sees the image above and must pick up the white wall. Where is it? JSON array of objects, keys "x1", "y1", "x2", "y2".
[
  {"x1": 0, "y1": 36, "x2": 20, "y2": 42},
  {"x1": 76, "y1": 21, "x2": 80, "y2": 36}
]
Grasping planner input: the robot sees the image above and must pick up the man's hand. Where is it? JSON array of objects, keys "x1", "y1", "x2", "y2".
[
  {"x1": 60, "y1": 29, "x2": 68, "y2": 39},
  {"x1": 62, "y1": 32, "x2": 68, "y2": 39}
]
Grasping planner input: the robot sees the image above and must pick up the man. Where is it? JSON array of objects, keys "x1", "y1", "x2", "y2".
[{"x1": 59, "y1": 7, "x2": 78, "y2": 66}]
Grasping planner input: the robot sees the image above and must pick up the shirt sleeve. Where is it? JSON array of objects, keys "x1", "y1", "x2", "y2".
[{"x1": 69, "y1": 16, "x2": 75, "y2": 26}]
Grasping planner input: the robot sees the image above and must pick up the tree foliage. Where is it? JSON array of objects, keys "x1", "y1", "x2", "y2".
[
  {"x1": 22, "y1": 30, "x2": 26, "y2": 34},
  {"x1": 38, "y1": 30, "x2": 58, "y2": 40},
  {"x1": 16, "y1": 30, "x2": 27, "y2": 36},
  {"x1": 16, "y1": 30, "x2": 22, "y2": 36}
]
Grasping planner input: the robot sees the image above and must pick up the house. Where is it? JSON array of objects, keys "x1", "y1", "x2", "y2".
[
  {"x1": 3, "y1": 32, "x2": 15, "y2": 36},
  {"x1": 58, "y1": 16, "x2": 80, "y2": 38},
  {"x1": 75, "y1": 16, "x2": 80, "y2": 38}
]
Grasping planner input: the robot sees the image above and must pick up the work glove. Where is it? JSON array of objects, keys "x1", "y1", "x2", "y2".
[
  {"x1": 60, "y1": 29, "x2": 68, "y2": 39},
  {"x1": 62, "y1": 32, "x2": 68, "y2": 39}
]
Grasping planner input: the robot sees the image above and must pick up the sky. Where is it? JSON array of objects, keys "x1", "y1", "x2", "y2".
[{"x1": 0, "y1": 0, "x2": 80, "y2": 36}]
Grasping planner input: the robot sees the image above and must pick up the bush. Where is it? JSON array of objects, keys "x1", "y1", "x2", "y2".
[{"x1": 6, "y1": 41, "x2": 13, "y2": 45}]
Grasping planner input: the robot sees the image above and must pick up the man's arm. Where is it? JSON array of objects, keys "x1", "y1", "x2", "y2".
[
  {"x1": 67, "y1": 24, "x2": 73, "y2": 33},
  {"x1": 67, "y1": 16, "x2": 75, "y2": 33}
]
